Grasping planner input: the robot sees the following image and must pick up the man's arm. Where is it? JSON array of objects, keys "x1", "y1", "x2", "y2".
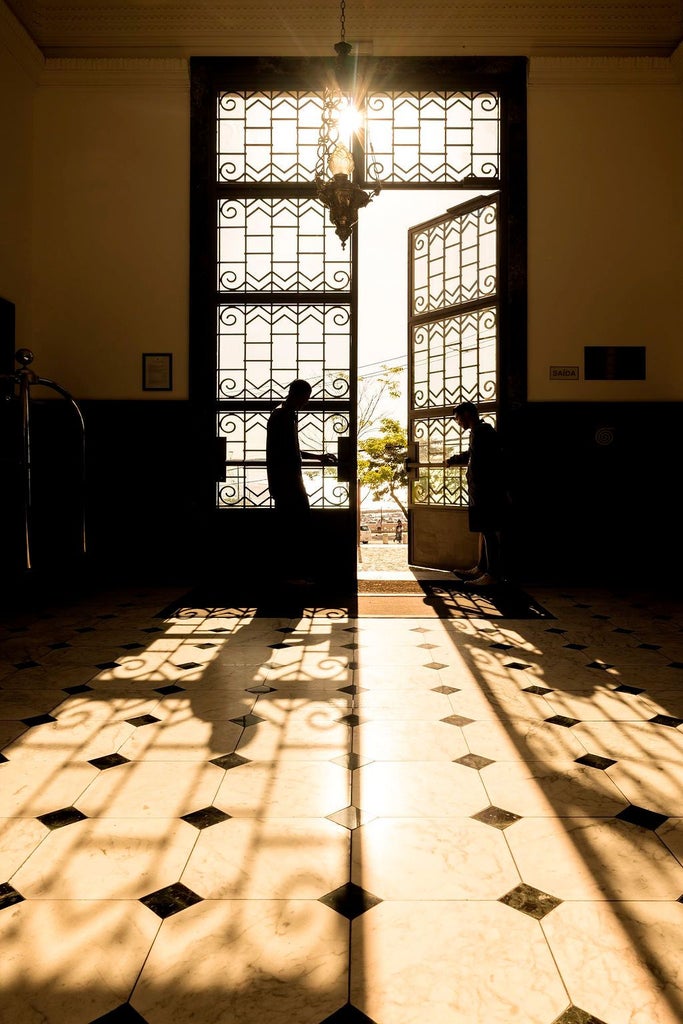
[{"x1": 300, "y1": 449, "x2": 337, "y2": 466}]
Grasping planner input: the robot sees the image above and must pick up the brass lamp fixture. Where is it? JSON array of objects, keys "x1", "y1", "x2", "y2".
[{"x1": 315, "y1": 0, "x2": 381, "y2": 248}]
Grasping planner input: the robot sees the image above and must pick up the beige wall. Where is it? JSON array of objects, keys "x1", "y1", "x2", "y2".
[
  {"x1": 2, "y1": 18, "x2": 682, "y2": 404},
  {"x1": 0, "y1": 8, "x2": 39, "y2": 348},
  {"x1": 528, "y1": 58, "x2": 683, "y2": 401},
  {"x1": 30, "y1": 66, "x2": 190, "y2": 399}
]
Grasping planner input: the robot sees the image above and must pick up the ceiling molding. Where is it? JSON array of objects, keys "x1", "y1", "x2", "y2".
[
  {"x1": 3, "y1": 1, "x2": 682, "y2": 58},
  {"x1": 529, "y1": 53, "x2": 682, "y2": 85},
  {"x1": 41, "y1": 55, "x2": 189, "y2": 87},
  {"x1": 0, "y1": 0, "x2": 44, "y2": 80}
]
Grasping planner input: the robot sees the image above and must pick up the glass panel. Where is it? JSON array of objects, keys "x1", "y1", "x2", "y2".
[
  {"x1": 217, "y1": 409, "x2": 349, "y2": 508},
  {"x1": 218, "y1": 304, "x2": 351, "y2": 402},
  {"x1": 366, "y1": 92, "x2": 500, "y2": 184},
  {"x1": 412, "y1": 200, "x2": 497, "y2": 315},
  {"x1": 217, "y1": 92, "x2": 323, "y2": 183},
  {"x1": 218, "y1": 198, "x2": 351, "y2": 293},
  {"x1": 412, "y1": 306, "x2": 497, "y2": 410}
]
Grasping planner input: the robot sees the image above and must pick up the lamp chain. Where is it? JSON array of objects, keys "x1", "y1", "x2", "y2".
[{"x1": 339, "y1": 0, "x2": 346, "y2": 42}]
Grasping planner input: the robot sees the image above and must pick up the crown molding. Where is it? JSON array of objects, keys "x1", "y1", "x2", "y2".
[
  {"x1": 41, "y1": 56, "x2": 189, "y2": 88},
  {"x1": 4, "y1": 1, "x2": 683, "y2": 59},
  {"x1": 0, "y1": 0, "x2": 43, "y2": 82},
  {"x1": 529, "y1": 54, "x2": 682, "y2": 86}
]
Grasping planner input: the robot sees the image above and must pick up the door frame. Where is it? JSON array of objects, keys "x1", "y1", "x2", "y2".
[{"x1": 189, "y1": 56, "x2": 527, "y2": 585}]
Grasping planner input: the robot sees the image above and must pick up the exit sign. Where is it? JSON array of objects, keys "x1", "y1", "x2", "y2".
[{"x1": 550, "y1": 366, "x2": 579, "y2": 380}]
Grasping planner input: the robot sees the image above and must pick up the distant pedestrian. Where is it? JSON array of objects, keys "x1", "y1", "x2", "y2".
[
  {"x1": 266, "y1": 379, "x2": 337, "y2": 585},
  {"x1": 446, "y1": 401, "x2": 507, "y2": 586},
  {"x1": 394, "y1": 520, "x2": 403, "y2": 543}
]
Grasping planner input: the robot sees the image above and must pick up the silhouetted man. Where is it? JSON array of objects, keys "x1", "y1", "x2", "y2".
[
  {"x1": 446, "y1": 401, "x2": 507, "y2": 586},
  {"x1": 266, "y1": 379, "x2": 337, "y2": 585}
]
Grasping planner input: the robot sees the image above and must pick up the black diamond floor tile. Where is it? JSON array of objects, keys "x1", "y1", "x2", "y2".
[
  {"x1": 210, "y1": 752, "x2": 250, "y2": 770},
  {"x1": 120, "y1": 642, "x2": 144, "y2": 650},
  {"x1": 545, "y1": 715, "x2": 581, "y2": 728},
  {"x1": 181, "y1": 806, "x2": 232, "y2": 829},
  {"x1": 637, "y1": 643, "x2": 661, "y2": 650},
  {"x1": 455, "y1": 753, "x2": 495, "y2": 770},
  {"x1": 441, "y1": 714, "x2": 474, "y2": 727},
  {"x1": 432, "y1": 684, "x2": 460, "y2": 694},
  {"x1": 95, "y1": 661, "x2": 120, "y2": 670},
  {"x1": 320, "y1": 1004, "x2": 377, "y2": 1024},
  {"x1": 586, "y1": 661, "x2": 614, "y2": 671},
  {"x1": 229, "y1": 713, "x2": 265, "y2": 727},
  {"x1": 125, "y1": 714, "x2": 160, "y2": 728},
  {"x1": 15, "y1": 660, "x2": 41, "y2": 669},
  {"x1": 552, "y1": 1007, "x2": 608, "y2": 1024},
  {"x1": 176, "y1": 661, "x2": 201, "y2": 670},
  {"x1": 89, "y1": 1002, "x2": 149, "y2": 1023},
  {"x1": 499, "y1": 882, "x2": 562, "y2": 920},
  {"x1": 575, "y1": 753, "x2": 617, "y2": 770},
  {"x1": 649, "y1": 714, "x2": 683, "y2": 728},
  {"x1": 48, "y1": 641, "x2": 72, "y2": 649},
  {"x1": 331, "y1": 753, "x2": 371, "y2": 770},
  {"x1": 155, "y1": 684, "x2": 185, "y2": 695},
  {"x1": 563, "y1": 643, "x2": 588, "y2": 650},
  {"x1": 504, "y1": 661, "x2": 531, "y2": 670},
  {"x1": 423, "y1": 661, "x2": 448, "y2": 670},
  {"x1": 523, "y1": 684, "x2": 553, "y2": 694},
  {"x1": 88, "y1": 753, "x2": 130, "y2": 771},
  {"x1": 38, "y1": 806, "x2": 88, "y2": 830},
  {"x1": 326, "y1": 805, "x2": 371, "y2": 830},
  {"x1": 318, "y1": 882, "x2": 382, "y2": 920},
  {"x1": 21, "y1": 713, "x2": 57, "y2": 727},
  {"x1": 337, "y1": 684, "x2": 368, "y2": 695},
  {"x1": 63, "y1": 683, "x2": 94, "y2": 694},
  {"x1": 616, "y1": 805, "x2": 669, "y2": 830},
  {"x1": 139, "y1": 882, "x2": 203, "y2": 919},
  {"x1": 0, "y1": 882, "x2": 25, "y2": 911},
  {"x1": 613, "y1": 684, "x2": 644, "y2": 695},
  {"x1": 338, "y1": 713, "x2": 361, "y2": 726},
  {"x1": 472, "y1": 805, "x2": 521, "y2": 829},
  {"x1": 667, "y1": 661, "x2": 683, "y2": 669},
  {"x1": 246, "y1": 684, "x2": 277, "y2": 693},
  {"x1": 490, "y1": 642, "x2": 514, "y2": 649}
]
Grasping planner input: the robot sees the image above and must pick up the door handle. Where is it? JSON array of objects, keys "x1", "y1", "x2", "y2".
[
  {"x1": 336, "y1": 437, "x2": 352, "y2": 482},
  {"x1": 404, "y1": 441, "x2": 419, "y2": 482}
]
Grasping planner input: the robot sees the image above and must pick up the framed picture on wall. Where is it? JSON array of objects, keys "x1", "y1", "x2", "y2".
[{"x1": 142, "y1": 352, "x2": 173, "y2": 391}]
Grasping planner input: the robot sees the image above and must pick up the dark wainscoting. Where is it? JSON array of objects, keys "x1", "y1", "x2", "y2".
[
  {"x1": 2, "y1": 398, "x2": 681, "y2": 609},
  {"x1": 504, "y1": 402, "x2": 683, "y2": 587}
]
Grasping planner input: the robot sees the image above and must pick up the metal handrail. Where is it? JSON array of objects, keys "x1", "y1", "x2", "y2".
[{"x1": 0, "y1": 348, "x2": 86, "y2": 571}]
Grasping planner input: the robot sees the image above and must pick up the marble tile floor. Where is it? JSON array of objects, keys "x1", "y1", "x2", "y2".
[{"x1": 1, "y1": 584, "x2": 683, "y2": 1024}]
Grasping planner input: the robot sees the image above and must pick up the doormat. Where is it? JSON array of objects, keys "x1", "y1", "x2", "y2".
[{"x1": 156, "y1": 580, "x2": 552, "y2": 621}]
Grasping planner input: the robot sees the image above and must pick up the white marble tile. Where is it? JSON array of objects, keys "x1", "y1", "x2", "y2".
[
  {"x1": 463, "y1": 715, "x2": 589, "y2": 762},
  {"x1": 572, "y1": 720, "x2": 683, "y2": 761},
  {"x1": 353, "y1": 760, "x2": 489, "y2": 817},
  {"x1": 183, "y1": 817, "x2": 349, "y2": 899},
  {"x1": 542, "y1": 900, "x2": 683, "y2": 1024},
  {"x1": 353, "y1": 718, "x2": 470, "y2": 761},
  {"x1": 658, "y1": 818, "x2": 683, "y2": 866},
  {"x1": 0, "y1": 817, "x2": 48, "y2": 878},
  {"x1": 235, "y1": 717, "x2": 350, "y2": 761},
  {"x1": 350, "y1": 900, "x2": 567, "y2": 1024},
  {"x1": 481, "y1": 759, "x2": 627, "y2": 817},
  {"x1": 355, "y1": 663, "x2": 456, "y2": 689},
  {"x1": 76, "y1": 760, "x2": 225, "y2": 818},
  {"x1": 351, "y1": 816, "x2": 519, "y2": 899},
  {"x1": 132, "y1": 899, "x2": 348, "y2": 1024},
  {"x1": 0, "y1": 756, "x2": 98, "y2": 816},
  {"x1": 605, "y1": 757, "x2": 683, "y2": 816},
  {"x1": 0, "y1": 898, "x2": 159, "y2": 1024},
  {"x1": 216, "y1": 760, "x2": 350, "y2": 818},
  {"x1": 12, "y1": 817, "x2": 197, "y2": 899},
  {"x1": 506, "y1": 816, "x2": 683, "y2": 900}
]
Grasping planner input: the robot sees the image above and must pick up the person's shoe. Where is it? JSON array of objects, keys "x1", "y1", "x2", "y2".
[
  {"x1": 453, "y1": 566, "x2": 482, "y2": 578},
  {"x1": 465, "y1": 572, "x2": 499, "y2": 587}
]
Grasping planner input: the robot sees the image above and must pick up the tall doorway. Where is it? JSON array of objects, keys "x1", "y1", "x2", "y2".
[{"x1": 189, "y1": 57, "x2": 527, "y2": 592}]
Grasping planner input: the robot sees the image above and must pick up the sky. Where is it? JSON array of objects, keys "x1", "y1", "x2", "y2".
[{"x1": 357, "y1": 189, "x2": 482, "y2": 426}]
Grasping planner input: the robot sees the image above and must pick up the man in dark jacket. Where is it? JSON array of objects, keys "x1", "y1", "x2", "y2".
[
  {"x1": 266, "y1": 379, "x2": 336, "y2": 584},
  {"x1": 446, "y1": 401, "x2": 507, "y2": 586}
]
